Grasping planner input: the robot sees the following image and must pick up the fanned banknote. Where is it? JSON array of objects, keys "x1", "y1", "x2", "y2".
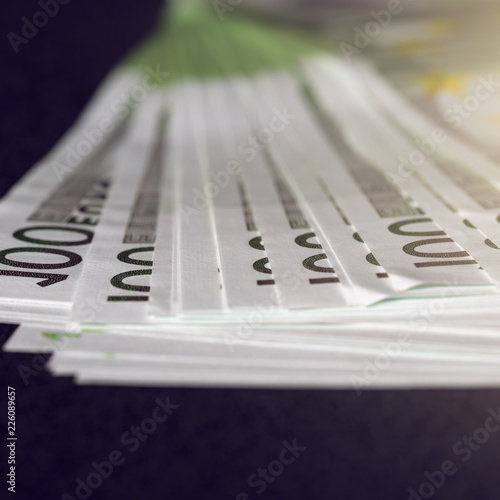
[{"x1": 4, "y1": 0, "x2": 500, "y2": 389}]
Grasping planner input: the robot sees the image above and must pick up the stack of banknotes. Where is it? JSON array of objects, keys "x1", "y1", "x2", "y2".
[{"x1": 4, "y1": 0, "x2": 500, "y2": 388}]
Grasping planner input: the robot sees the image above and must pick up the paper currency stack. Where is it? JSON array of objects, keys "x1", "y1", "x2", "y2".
[{"x1": 4, "y1": 0, "x2": 500, "y2": 389}]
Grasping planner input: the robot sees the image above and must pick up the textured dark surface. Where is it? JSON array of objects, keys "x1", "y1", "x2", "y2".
[{"x1": 1, "y1": 2, "x2": 500, "y2": 499}]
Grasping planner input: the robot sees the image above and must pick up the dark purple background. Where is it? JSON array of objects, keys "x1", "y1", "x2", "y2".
[{"x1": 1, "y1": 2, "x2": 500, "y2": 499}]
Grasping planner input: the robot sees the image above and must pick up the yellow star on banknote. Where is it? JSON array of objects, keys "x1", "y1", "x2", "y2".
[
  {"x1": 395, "y1": 41, "x2": 435, "y2": 57},
  {"x1": 419, "y1": 71, "x2": 468, "y2": 97}
]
